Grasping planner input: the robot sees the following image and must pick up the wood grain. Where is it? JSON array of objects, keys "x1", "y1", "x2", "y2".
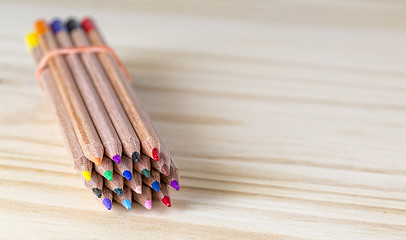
[{"x1": 0, "y1": 0, "x2": 406, "y2": 239}]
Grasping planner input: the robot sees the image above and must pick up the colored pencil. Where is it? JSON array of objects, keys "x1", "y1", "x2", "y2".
[
  {"x1": 84, "y1": 171, "x2": 103, "y2": 198},
  {"x1": 151, "y1": 152, "x2": 170, "y2": 176},
  {"x1": 114, "y1": 155, "x2": 133, "y2": 181},
  {"x1": 134, "y1": 152, "x2": 151, "y2": 178},
  {"x1": 161, "y1": 158, "x2": 180, "y2": 191},
  {"x1": 94, "y1": 156, "x2": 113, "y2": 181},
  {"x1": 105, "y1": 171, "x2": 124, "y2": 196},
  {"x1": 114, "y1": 186, "x2": 132, "y2": 210},
  {"x1": 152, "y1": 182, "x2": 171, "y2": 207},
  {"x1": 51, "y1": 19, "x2": 122, "y2": 163},
  {"x1": 66, "y1": 19, "x2": 141, "y2": 163},
  {"x1": 98, "y1": 186, "x2": 113, "y2": 210},
  {"x1": 27, "y1": 32, "x2": 93, "y2": 181},
  {"x1": 82, "y1": 17, "x2": 161, "y2": 161},
  {"x1": 34, "y1": 20, "x2": 104, "y2": 166},
  {"x1": 133, "y1": 185, "x2": 152, "y2": 210},
  {"x1": 124, "y1": 170, "x2": 142, "y2": 194},
  {"x1": 143, "y1": 168, "x2": 160, "y2": 192}
]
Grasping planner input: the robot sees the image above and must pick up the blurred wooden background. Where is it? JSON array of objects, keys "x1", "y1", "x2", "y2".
[{"x1": 0, "y1": 0, "x2": 406, "y2": 239}]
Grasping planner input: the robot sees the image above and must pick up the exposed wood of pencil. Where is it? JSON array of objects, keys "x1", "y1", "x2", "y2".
[
  {"x1": 54, "y1": 30, "x2": 122, "y2": 160},
  {"x1": 37, "y1": 30, "x2": 103, "y2": 165},
  {"x1": 151, "y1": 152, "x2": 170, "y2": 176},
  {"x1": 152, "y1": 182, "x2": 170, "y2": 201},
  {"x1": 134, "y1": 152, "x2": 151, "y2": 176},
  {"x1": 125, "y1": 170, "x2": 142, "y2": 194},
  {"x1": 142, "y1": 168, "x2": 160, "y2": 191},
  {"x1": 113, "y1": 185, "x2": 132, "y2": 209},
  {"x1": 70, "y1": 28, "x2": 140, "y2": 161},
  {"x1": 133, "y1": 185, "x2": 152, "y2": 210},
  {"x1": 86, "y1": 27, "x2": 161, "y2": 160},
  {"x1": 98, "y1": 186, "x2": 113, "y2": 209},
  {"x1": 94, "y1": 156, "x2": 113, "y2": 180},
  {"x1": 84, "y1": 171, "x2": 103, "y2": 198},
  {"x1": 114, "y1": 155, "x2": 133, "y2": 179},
  {"x1": 104, "y1": 171, "x2": 124, "y2": 195},
  {"x1": 161, "y1": 157, "x2": 180, "y2": 187},
  {"x1": 31, "y1": 45, "x2": 92, "y2": 180}
]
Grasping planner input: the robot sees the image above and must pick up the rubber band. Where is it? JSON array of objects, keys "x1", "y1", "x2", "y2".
[{"x1": 36, "y1": 45, "x2": 132, "y2": 88}]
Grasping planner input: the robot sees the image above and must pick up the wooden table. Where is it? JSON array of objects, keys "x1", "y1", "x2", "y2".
[{"x1": 0, "y1": 0, "x2": 405, "y2": 239}]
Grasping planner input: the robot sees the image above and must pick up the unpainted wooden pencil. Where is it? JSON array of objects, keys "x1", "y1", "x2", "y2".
[
  {"x1": 27, "y1": 32, "x2": 93, "y2": 182},
  {"x1": 105, "y1": 171, "x2": 124, "y2": 196},
  {"x1": 161, "y1": 158, "x2": 180, "y2": 191},
  {"x1": 133, "y1": 185, "x2": 152, "y2": 210},
  {"x1": 51, "y1": 19, "x2": 122, "y2": 163},
  {"x1": 152, "y1": 182, "x2": 171, "y2": 207},
  {"x1": 34, "y1": 20, "x2": 104, "y2": 166},
  {"x1": 125, "y1": 170, "x2": 142, "y2": 194},
  {"x1": 134, "y1": 152, "x2": 151, "y2": 178},
  {"x1": 113, "y1": 186, "x2": 132, "y2": 210},
  {"x1": 84, "y1": 171, "x2": 103, "y2": 198},
  {"x1": 66, "y1": 19, "x2": 141, "y2": 162},
  {"x1": 83, "y1": 18, "x2": 161, "y2": 161},
  {"x1": 143, "y1": 168, "x2": 160, "y2": 192},
  {"x1": 151, "y1": 152, "x2": 170, "y2": 176},
  {"x1": 114, "y1": 155, "x2": 133, "y2": 181},
  {"x1": 98, "y1": 186, "x2": 113, "y2": 210},
  {"x1": 94, "y1": 156, "x2": 113, "y2": 181}
]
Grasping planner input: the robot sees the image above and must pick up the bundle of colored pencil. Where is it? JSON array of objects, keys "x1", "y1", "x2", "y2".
[{"x1": 25, "y1": 18, "x2": 180, "y2": 210}]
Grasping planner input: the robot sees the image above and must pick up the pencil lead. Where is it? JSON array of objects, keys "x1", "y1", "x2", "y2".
[
  {"x1": 34, "y1": 19, "x2": 49, "y2": 35},
  {"x1": 141, "y1": 169, "x2": 150, "y2": 178},
  {"x1": 92, "y1": 188, "x2": 102, "y2": 198},
  {"x1": 25, "y1": 32, "x2": 39, "y2": 51},
  {"x1": 66, "y1": 18, "x2": 80, "y2": 33},
  {"x1": 81, "y1": 17, "x2": 96, "y2": 32},
  {"x1": 131, "y1": 151, "x2": 140, "y2": 162},
  {"x1": 162, "y1": 196, "x2": 171, "y2": 207},
  {"x1": 81, "y1": 171, "x2": 91, "y2": 181},
  {"x1": 123, "y1": 170, "x2": 132, "y2": 181},
  {"x1": 104, "y1": 170, "x2": 113, "y2": 181},
  {"x1": 102, "y1": 198, "x2": 112, "y2": 210},
  {"x1": 152, "y1": 148, "x2": 159, "y2": 161},
  {"x1": 135, "y1": 186, "x2": 142, "y2": 194},
  {"x1": 93, "y1": 157, "x2": 102, "y2": 166},
  {"x1": 50, "y1": 18, "x2": 65, "y2": 33},
  {"x1": 151, "y1": 181, "x2": 160, "y2": 192},
  {"x1": 122, "y1": 199, "x2": 132, "y2": 210},
  {"x1": 114, "y1": 188, "x2": 123, "y2": 197},
  {"x1": 171, "y1": 180, "x2": 180, "y2": 191},
  {"x1": 144, "y1": 200, "x2": 152, "y2": 210},
  {"x1": 112, "y1": 155, "x2": 121, "y2": 164}
]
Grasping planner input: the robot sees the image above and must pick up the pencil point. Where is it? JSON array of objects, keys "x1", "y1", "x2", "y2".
[
  {"x1": 82, "y1": 171, "x2": 91, "y2": 181},
  {"x1": 162, "y1": 196, "x2": 171, "y2": 207},
  {"x1": 135, "y1": 186, "x2": 142, "y2": 194},
  {"x1": 50, "y1": 18, "x2": 65, "y2": 33},
  {"x1": 151, "y1": 181, "x2": 160, "y2": 192},
  {"x1": 123, "y1": 170, "x2": 132, "y2": 180},
  {"x1": 131, "y1": 151, "x2": 140, "y2": 162},
  {"x1": 102, "y1": 198, "x2": 112, "y2": 210},
  {"x1": 81, "y1": 17, "x2": 96, "y2": 32},
  {"x1": 112, "y1": 155, "x2": 121, "y2": 163},
  {"x1": 34, "y1": 19, "x2": 49, "y2": 35},
  {"x1": 141, "y1": 169, "x2": 150, "y2": 178},
  {"x1": 66, "y1": 18, "x2": 80, "y2": 33},
  {"x1": 171, "y1": 180, "x2": 180, "y2": 191},
  {"x1": 104, "y1": 170, "x2": 113, "y2": 181},
  {"x1": 93, "y1": 157, "x2": 102, "y2": 166},
  {"x1": 152, "y1": 148, "x2": 159, "y2": 161},
  {"x1": 114, "y1": 188, "x2": 123, "y2": 196},
  {"x1": 92, "y1": 188, "x2": 102, "y2": 198},
  {"x1": 122, "y1": 199, "x2": 132, "y2": 210},
  {"x1": 144, "y1": 200, "x2": 152, "y2": 210}
]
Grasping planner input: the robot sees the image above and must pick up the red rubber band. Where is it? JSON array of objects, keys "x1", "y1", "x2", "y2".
[{"x1": 36, "y1": 45, "x2": 132, "y2": 89}]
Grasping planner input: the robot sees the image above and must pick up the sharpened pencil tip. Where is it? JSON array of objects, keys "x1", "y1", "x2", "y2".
[
  {"x1": 81, "y1": 171, "x2": 91, "y2": 181},
  {"x1": 131, "y1": 151, "x2": 140, "y2": 162},
  {"x1": 144, "y1": 200, "x2": 152, "y2": 210},
  {"x1": 151, "y1": 181, "x2": 160, "y2": 192},
  {"x1": 92, "y1": 188, "x2": 102, "y2": 198},
  {"x1": 122, "y1": 199, "x2": 131, "y2": 210},
  {"x1": 102, "y1": 198, "x2": 112, "y2": 210},
  {"x1": 135, "y1": 186, "x2": 142, "y2": 194},
  {"x1": 171, "y1": 180, "x2": 180, "y2": 191},
  {"x1": 162, "y1": 196, "x2": 171, "y2": 207},
  {"x1": 114, "y1": 188, "x2": 123, "y2": 197},
  {"x1": 141, "y1": 169, "x2": 150, "y2": 178},
  {"x1": 82, "y1": 17, "x2": 96, "y2": 32},
  {"x1": 152, "y1": 148, "x2": 159, "y2": 161},
  {"x1": 112, "y1": 155, "x2": 121, "y2": 163},
  {"x1": 93, "y1": 157, "x2": 102, "y2": 166},
  {"x1": 123, "y1": 170, "x2": 132, "y2": 180},
  {"x1": 104, "y1": 170, "x2": 113, "y2": 181}
]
